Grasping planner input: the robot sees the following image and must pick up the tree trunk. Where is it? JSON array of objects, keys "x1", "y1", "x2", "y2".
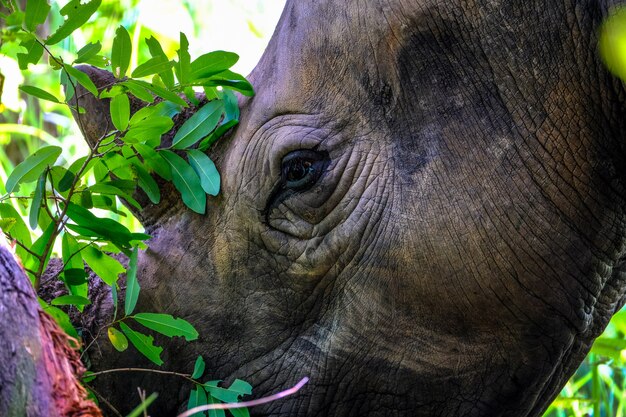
[{"x1": 0, "y1": 243, "x2": 101, "y2": 417}]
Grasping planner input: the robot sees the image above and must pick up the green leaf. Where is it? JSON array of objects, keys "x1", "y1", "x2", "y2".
[
  {"x1": 198, "y1": 119, "x2": 238, "y2": 152},
  {"x1": 188, "y1": 386, "x2": 208, "y2": 416},
  {"x1": 81, "y1": 245, "x2": 125, "y2": 285},
  {"x1": 119, "y1": 322, "x2": 164, "y2": 366},
  {"x1": 132, "y1": 162, "x2": 160, "y2": 204},
  {"x1": 124, "y1": 246, "x2": 139, "y2": 316},
  {"x1": 192, "y1": 356, "x2": 206, "y2": 379},
  {"x1": 63, "y1": 64, "x2": 98, "y2": 97},
  {"x1": 126, "y1": 393, "x2": 158, "y2": 417},
  {"x1": 160, "y1": 150, "x2": 206, "y2": 214},
  {"x1": 16, "y1": 36, "x2": 43, "y2": 70},
  {"x1": 5, "y1": 146, "x2": 61, "y2": 194},
  {"x1": 124, "y1": 116, "x2": 173, "y2": 144},
  {"x1": 0, "y1": 203, "x2": 32, "y2": 263},
  {"x1": 60, "y1": 69, "x2": 75, "y2": 102},
  {"x1": 29, "y1": 173, "x2": 46, "y2": 230},
  {"x1": 172, "y1": 100, "x2": 224, "y2": 149},
  {"x1": 132, "y1": 313, "x2": 198, "y2": 341},
  {"x1": 24, "y1": 0, "x2": 50, "y2": 32},
  {"x1": 205, "y1": 379, "x2": 252, "y2": 404},
  {"x1": 145, "y1": 36, "x2": 175, "y2": 88},
  {"x1": 107, "y1": 326, "x2": 129, "y2": 352},
  {"x1": 38, "y1": 299, "x2": 79, "y2": 339},
  {"x1": 124, "y1": 81, "x2": 154, "y2": 103},
  {"x1": 195, "y1": 71, "x2": 254, "y2": 96},
  {"x1": 61, "y1": 232, "x2": 86, "y2": 288},
  {"x1": 52, "y1": 295, "x2": 91, "y2": 306},
  {"x1": 75, "y1": 41, "x2": 102, "y2": 64},
  {"x1": 45, "y1": 0, "x2": 101, "y2": 45},
  {"x1": 111, "y1": 25, "x2": 131, "y2": 78},
  {"x1": 110, "y1": 93, "x2": 130, "y2": 132},
  {"x1": 124, "y1": 80, "x2": 187, "y2": 107},
  {"x1": 190, "y1": 51, "x2": 239, "y2": 81},
  {"x1": 19, "y1": 85, "x2": 60, "y2": 103},
  {"x1": 176, "y1": 32, "x2": 191, "y2": 85},
  {"x1": 134, "y1": 144, "x2": 172, "y2": 180},
  {"x1": 186, "y1": 150, "x2": 220, "y2": 196},
  {"x1": 207, "y1": 396, "x2": 226, "y2": 417},
  {"x1": 65, "y1": 203, "x2": 135, "y2": 249},
  {"x1": 131, "y1": 56, "x2": 173, "y2": 79}
]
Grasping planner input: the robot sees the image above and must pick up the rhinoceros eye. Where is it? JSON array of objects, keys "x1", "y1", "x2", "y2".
[
  {"x1": 263, "y1": 149, "x2": 330, "y2": 224},
  {"x1": 281, "y1": 149, "x2": 328, "y2": 191}
]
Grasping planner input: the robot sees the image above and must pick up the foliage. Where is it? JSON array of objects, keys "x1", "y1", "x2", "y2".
[{"x1": 0, "y1": 0, "x2": 253, "y2": 414}]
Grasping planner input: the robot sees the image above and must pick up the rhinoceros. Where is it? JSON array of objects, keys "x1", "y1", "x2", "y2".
[{"x1": 2, "y1": 0, "x2": 626, "y2": 416}]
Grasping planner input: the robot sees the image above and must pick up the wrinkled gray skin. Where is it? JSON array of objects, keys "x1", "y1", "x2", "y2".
[{"x1": 73, "y1": 1, "x2": 626, "y2": 416}]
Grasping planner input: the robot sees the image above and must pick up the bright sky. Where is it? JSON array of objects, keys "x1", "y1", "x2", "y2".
[{"x1": 136, "y1": 0, "x2": 286, "y2": 75}]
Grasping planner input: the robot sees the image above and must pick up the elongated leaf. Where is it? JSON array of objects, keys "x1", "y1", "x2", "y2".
[
  {"x1": 126, "y1": 393, "x2": 158, "y2": 417},
  {"x1": 46, "y1": 0, "x2": 101, "y2": 45},
  {"x1": 75, "y1": 41, "x2": 102, "y2": 64},
  {"x1": 39, "y1": 299, "x2": 79, "y2": 339},
  {"x1": 124, "y1": 246, "x2": 139, "y2": 316},
  {"x1": 145, "y1": 36, "x2": 175, "y2": 88},
  {"x1": 160, "y1": 150, "x2": 206, "y2": 214},
  {"x1": 110, "y1": 93, "x2": 130, "y2": 131},
  {"x1": 52, "y1": 295, "x2": 91, "y2": 306},
  {"x1": 192, "y1": 356, "x2": 206, "y2": 379},
  {"x1": 172, "y1": 100, "x2": 224, "y2": 149},
  {"x1": 124, "y1": 116, "x2": 173, "y2": 144},
  {"x1": 19, "y1": 85, "x2": 60, "y2": 103},
  {"x1": 120, "y1": 322, "x2": 163, "y2": 366},
  {"x1": 188, "y1": 386, "x2": 208, "y2": 416},
  {"x1": 124, "y1": 80, "x2": 187, "y2": 107},
  {"x1": 17, "y1": 36, "x2": 43, "y2": 70},
  {"x1": 124, "y1": 81, "x2": 154, "y2": 103},
  {"x1": 176, "y1": 32, "x2": 191, "y2": 85},
  {"x1": 61, "y1": 233, "x2": 86, "y2": 287},
  {"x1": 0, "y1": 203, "x2": 32, "y2": 263},
  {"x1": 5, "y1": 146, "x2": 61, "y2": 194},
  {"x1": 131, "y1": 56, "x2": 173, "y2": 79},
  {"x1": 111, "y1": 26, "x2": 131, "y2": 78},
  {"x1": 207, "y1": 396, "x2": 226, "y2": 417},
  {"x1": 187, "y1": 150, "x2": 220, "y2": 196},
  {"x1": 190, "y1": 51, "x2": 239, "y2": 80},
  {"x1": 205, "y1": 379, "x2": 252, "y2": 403},
  {"x1": 198, "y1": 119, "x2": 238, "y2": 152},
  {"x1": 64, "y1": 64, "x2": 98, "y2": 97},
  {"x1": 133, "y1": 313, "x2": 198, "y2": 341},
  {"x1": 25, "y1": 0, "x2": 50, "y2": 31},
  {"x1": 107, "y1": 327, "x2": 128, "y2": 352},
  {"x1": 134, "y1": 144, "x2": 171, "y2": 180},
  {"x1": 194, "y1": 71, "x2": 254, "y2": 96},
  {"x1": 29, "y1": 173, "x2": 46, "y2": 229},
  {"x1": 65, "y1": 203, "x2": 141, "y2": 250},
  {"x1": 132, "y1": 162, "x2": 160, "y2": 204},
  {"x1": 81, "y1": 245, "x2": 125, "y2": 285}
]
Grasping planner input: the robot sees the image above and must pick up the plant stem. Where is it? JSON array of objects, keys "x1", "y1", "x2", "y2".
[{"x1": 88, "y1": 367, "x2": 197, "y2": 385}]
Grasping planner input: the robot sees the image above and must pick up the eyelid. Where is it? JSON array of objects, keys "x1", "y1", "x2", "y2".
[{"x1": 263, "y1": 149, "x2": 330, "y2": 224}]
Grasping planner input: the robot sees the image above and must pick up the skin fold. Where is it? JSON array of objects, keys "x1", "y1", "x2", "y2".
[{"x1": 72, "y1": 1, "x2": 626, "y2": 416}]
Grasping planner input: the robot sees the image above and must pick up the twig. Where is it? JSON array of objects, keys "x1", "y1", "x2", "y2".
[
  {"x1": 88, "y1": 367, "x2": 197, "y2": 385},
  {"x1": 178, "y1": 377, "x2": 310, "y2": 417},
  {"x1": 85, "y1": 383, "x2": 123, "y2": 417}
]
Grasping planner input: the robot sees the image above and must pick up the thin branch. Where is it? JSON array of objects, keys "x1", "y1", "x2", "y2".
[
  {"x1": 88, "y1": 367, "x2": 197, "y2": 385},
  {"x1": 85, "y1": 384, "x2": 123, "y2": 417}
]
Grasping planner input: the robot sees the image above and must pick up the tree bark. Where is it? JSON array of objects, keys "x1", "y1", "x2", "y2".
[{"x1": 0, "y1": 243, "x2": 102, "y2": 417}]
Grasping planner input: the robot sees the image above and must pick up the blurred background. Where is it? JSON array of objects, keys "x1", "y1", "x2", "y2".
[{"x1": 2, "y1": 1, "x2": 626, "y2": 416}]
